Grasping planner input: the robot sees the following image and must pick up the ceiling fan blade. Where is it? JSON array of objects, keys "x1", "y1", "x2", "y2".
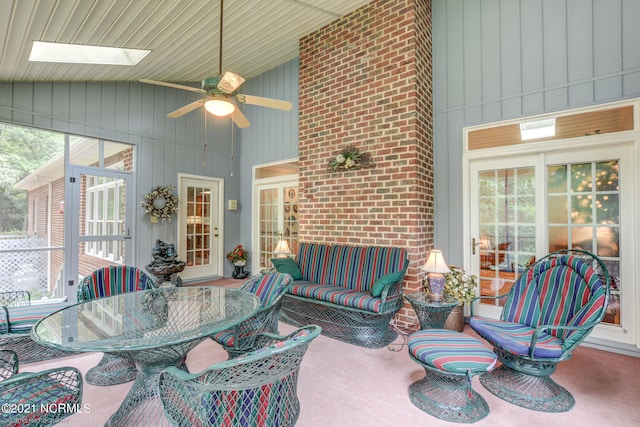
[
  {"x1": 140, "y1": 79, "x2": 206, "y2": 94},
  {"x1": 236, "y1": 94, "x2": 292, "y2": 111},
  {"x1": 230, "y1": 108, "x2": 250, "y2": 128},
  {"x1": 167, "y1": 99, "x2": 205, "y2": 118}
]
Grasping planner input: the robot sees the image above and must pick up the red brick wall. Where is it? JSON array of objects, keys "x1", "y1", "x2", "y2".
[{"x1": 298, "y1": 0, "x2": 433, "y2": 328}]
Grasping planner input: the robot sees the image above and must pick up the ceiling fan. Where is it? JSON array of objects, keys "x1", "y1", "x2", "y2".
[{"x1": 139, "y1": 0, "x2": 292, "y2": 128}]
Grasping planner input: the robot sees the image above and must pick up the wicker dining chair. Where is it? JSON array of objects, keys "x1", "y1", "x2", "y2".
[
  {"x1": 211, "y1": 273, "x2": 292, "y2": 358},
  {"x1": 469, "y1": 249, "x2": 610, "y2": 412},
  {"x1": 0, "y1": 350, "x2": 83, "y2": 426},
  {"x1": 77, "y1": 265, "x2": 155, "y2": 385},
  {"x1": 0, "y1": 349, "x2": 18, "y2": 381},
  {"x1": 160, "y1": 325, "x2": 321, "y2": 427}
]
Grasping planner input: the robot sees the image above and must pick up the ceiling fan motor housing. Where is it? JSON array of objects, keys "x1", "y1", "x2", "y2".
[{"x1": 202, "y1": 76, "x2": 222, "y2": 93}]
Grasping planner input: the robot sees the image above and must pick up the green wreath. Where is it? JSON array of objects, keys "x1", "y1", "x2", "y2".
[{"x1": 141, "y1": 185, "x2": 178, "y2": 223}]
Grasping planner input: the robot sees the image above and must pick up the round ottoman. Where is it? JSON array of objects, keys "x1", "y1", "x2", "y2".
[{"x1": 408, "y1": 329, "x2": 497, "y2": 423}]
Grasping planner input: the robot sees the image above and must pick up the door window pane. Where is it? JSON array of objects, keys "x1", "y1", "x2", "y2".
[
  {"x1": 478, "y1": 167, "x2": 536, "y2": 306},
  {"x1": 547, "y1": 160, "x2": 621, "y2": 325}
]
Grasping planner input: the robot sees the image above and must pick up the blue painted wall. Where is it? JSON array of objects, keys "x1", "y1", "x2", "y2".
[{"x1": 432, "y1": 0, "x2": 640, "y2": 264}]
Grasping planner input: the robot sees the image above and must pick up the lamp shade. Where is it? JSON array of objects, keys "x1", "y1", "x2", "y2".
[
  {"x1": 204, "y1": 99, "x2": 235, "y2": 116},
  {"x1": 273, "y1": 239, "x2": 292, "y2": 258},
  {"x1": 422, "y1": 250, "x2": 450, "y2": 274}
]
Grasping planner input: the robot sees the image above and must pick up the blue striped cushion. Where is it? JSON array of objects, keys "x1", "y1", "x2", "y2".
[
  {"x1": 503, "y1": 255, "x2": 606, "y2": 341},
  {"x1": 241, "y1": 273, "x2": 291, "y2": 306},
  {"x1": 4, "y1": 302, "x2": 72, "y2": 334},
  {"x1": 212, "y1": 329, "x2": 236, "y2": 347},
  {"x1": 78, "y1": 266, "x2": 154, "y2": 301},
  {"x1": 295, "y1": 243, "x2": 407, "y2": 292},
  {"x1": 297, "y1": 243, "x2": 332, "y2": 284},
  {"x1": 408, "y1": 329, "x2": 497, "y2": 374},
  {"x1": 469, "y1": 316, "x2": 564, "y2": 358},
  {"x1": 288, "y1": 283, "x2": 382, "y2": 312}
]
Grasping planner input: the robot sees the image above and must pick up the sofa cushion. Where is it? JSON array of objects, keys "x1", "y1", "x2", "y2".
[
  {"x1": 296, "y1": 243, "x2": 407, "y2": 292},
  {"x1": 288, "y1": 283, "x2": 383, "y2": 313},
  {"x1": 271, "y1": 258, "x2": 303, "y2": 280}
]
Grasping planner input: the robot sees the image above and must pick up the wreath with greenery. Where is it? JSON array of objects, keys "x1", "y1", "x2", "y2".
[
  {"x1": 327, "y1": 145, "x2": 374, "y2": 172},
  {"x1": 141, "y1": 185, "x2": 178, "y2": 223}
]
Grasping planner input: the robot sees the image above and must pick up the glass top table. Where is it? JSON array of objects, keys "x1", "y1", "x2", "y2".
[
  {"x1": 31, "y1": 286, "x2": 259, "y2": 427},
  {"x1": 405, "y1": 292, "x2": 460, "y2": 329}
]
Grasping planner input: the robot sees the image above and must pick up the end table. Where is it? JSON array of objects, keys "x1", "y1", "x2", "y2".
[{"x1": 405, "y1": 292, "x2": 459, "y2": 329}]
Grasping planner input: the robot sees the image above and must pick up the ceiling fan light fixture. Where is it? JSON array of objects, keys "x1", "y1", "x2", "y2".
[
  {"x1": 217, "y1": 71, "x2": 245, "y2": 94},
  {"x1": 204, "y1": 99, "x2": 235, "y2": 116}
]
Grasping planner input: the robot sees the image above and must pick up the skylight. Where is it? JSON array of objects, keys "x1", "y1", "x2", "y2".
[
  {"x1": 29, "y1": 41, "x2": 150, "y2": 66},
  {"x1": 520, "y1": 118, "x2": 556, "y2": 141}
]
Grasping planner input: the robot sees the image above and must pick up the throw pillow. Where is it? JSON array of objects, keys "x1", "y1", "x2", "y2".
[
  {"x1": 371, "y1": 270, "x2": 404, "y2": 297},
  {"x1": 271, "y1": 257, "x2": 303, "y2": 280}
]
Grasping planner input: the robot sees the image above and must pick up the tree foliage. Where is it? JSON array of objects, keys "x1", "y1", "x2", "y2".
[{"x1": 0, "y1": 124, "x2": 64, "y2": 232}]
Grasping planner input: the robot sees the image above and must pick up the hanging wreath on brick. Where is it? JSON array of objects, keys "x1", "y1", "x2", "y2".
[
  {"x1": 141, "y1": 185, "x2": 178, "y2": 223},
  {"x1": 327, "y1": 145, "x2": 374, "y2": 172}
]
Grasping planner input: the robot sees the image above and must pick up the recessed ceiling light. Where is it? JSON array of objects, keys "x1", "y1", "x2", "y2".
[
  {"x1": 520, "y1": 118, "x2": 556, "y2": 141},
  {"x1": 29, "y1": 41, "x2": 150, "y2": 65}
]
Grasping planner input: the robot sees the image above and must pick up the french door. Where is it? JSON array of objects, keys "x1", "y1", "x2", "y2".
[
  {"x1": 177, "y1": 175, "x2": 223, "y2": 281},
  {"x1": 468, "y1": 144, "x2": 635, "y2": 346}
]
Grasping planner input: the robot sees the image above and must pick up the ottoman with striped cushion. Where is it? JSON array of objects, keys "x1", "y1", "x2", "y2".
[{"x1": 408, "y1": 329, "x2": 497, "y2": 423}]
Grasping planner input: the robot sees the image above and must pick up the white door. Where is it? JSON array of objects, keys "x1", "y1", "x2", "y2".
[
  {"x1": 468, "y1": 144, "x2": 636, "y2": 347},
  {"x1": 67, "y1": 167, "x2": 134, "y2": 302},
  {"x1": 177, "y1": 175, "x2": 223, "y2": 281}
]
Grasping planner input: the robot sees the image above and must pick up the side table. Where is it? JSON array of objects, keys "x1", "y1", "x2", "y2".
[{"x1": 405, "y1": 292, "x2": 459, "y2": 329}]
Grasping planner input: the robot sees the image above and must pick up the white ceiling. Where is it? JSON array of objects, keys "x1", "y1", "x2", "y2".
[{"x1": 0, "y1": 0, "x2": 372, "y2": 83}]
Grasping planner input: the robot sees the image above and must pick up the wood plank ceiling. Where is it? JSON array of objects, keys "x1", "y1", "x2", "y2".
[{"x1": 0, "y1": 0, "x2": 372, "y2": 83}]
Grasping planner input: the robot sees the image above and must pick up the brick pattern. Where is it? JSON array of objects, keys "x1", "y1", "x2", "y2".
[{"x1": 298, "y1": 0, "x2": 433, "y2": 329}]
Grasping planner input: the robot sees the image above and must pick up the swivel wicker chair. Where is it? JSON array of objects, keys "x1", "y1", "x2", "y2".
[
  {"x1": 211, "y1": 273, "x2": 292, "y2": 358},
  {"x1": 77, "y1": 265, "x2": 155, "y2": 385},
  {"x1": 0, "y1": 349, "x2": 83, "y2": 426},
  {"x1": 159, "y1": 325, "x2": 321, "y2": 427},
  {"x1": 469, "y1": 249, "x2": 610, "y2": 412}
]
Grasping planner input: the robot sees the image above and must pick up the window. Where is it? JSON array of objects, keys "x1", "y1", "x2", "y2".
[{"x1": 84, "y1": 167, "x2": 126, "y2": 262}]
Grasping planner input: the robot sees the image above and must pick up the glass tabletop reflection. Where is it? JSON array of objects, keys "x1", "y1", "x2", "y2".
[{"x1": 31, "y1": 286, "x2": 260, "y2": 354}]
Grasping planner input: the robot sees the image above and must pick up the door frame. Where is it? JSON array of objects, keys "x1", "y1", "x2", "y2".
[
  {"x1": 463, "y1": 100, "x2": 640, "y2": 350},
  {"x1": 65, "y1": 165, "x2": 135, "y2": 302},
  {"x1": 177, "y1": 173, "x2": 224, "y2": 282}
]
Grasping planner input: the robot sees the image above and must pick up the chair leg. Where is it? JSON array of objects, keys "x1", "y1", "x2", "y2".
[
  {"x1": 479, "y1": 364, "x2": 575, "y2": 412},
  {"x1": 86, "y1": 353, "x2": 138, "y2": 386},
  {"x1": 409, "y1": 369, "x2": 489, "y2": 423}
]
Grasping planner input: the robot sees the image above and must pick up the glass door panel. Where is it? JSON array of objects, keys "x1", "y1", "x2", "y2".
[
  {"x1": 477, "y1": 167, "x2": 536, "y2": 306},
  {"x1": 547, "y1": 159, "x2": 621, "y2": 325},
  {"x1": 256, "y1": 184, "x2": 299, "y2": 270}
]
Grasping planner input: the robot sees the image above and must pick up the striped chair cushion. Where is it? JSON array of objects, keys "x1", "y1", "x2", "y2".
[
  {"x1": 296, "y1": 243, "x2": 407, "y2": 293},
  {"x1": 288, "y1": 283, "x2": 382, "y2": 312},
  {"x1": 78, "y1": 266, "x2": 154, "y2": 301},
  {"x1": 2, "y1": 302, "x2": 72, "y2": 334},
  {"x1": 468, "y1": 316, "x2": 564, "y2": 358},
  {"x1": 408, "y1": 329, "x2": 497, "y2": 375},
  {"x1": 241, "y1": 273, "x2": 292, "y2": 306},
  {"x1": 502, "y1": 255, "x2": 606, "y2": 341}
]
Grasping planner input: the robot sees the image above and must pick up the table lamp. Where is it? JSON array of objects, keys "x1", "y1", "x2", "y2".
[
  {"x1": 423, "y1": 249, "x2": 450, "y2": 300},
  {"x1": 272, "y1": 237, "x2": 292, "y2": 258}
]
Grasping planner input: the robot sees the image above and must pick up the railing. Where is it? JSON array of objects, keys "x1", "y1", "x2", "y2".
[{"x1": 0, "y1": 236, "x2": 55, "y2": 298}]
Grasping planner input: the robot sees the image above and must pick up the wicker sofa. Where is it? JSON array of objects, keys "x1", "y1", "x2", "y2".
[{"x1": 279, "y1": 242, "x2": 408, "y2": 348}]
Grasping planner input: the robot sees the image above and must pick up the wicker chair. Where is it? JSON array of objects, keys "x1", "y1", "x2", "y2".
[
  {"x1": 160, "y1": 325, "x2": 321, "y2": 427},
  {"x1": 211, "y1": 273, "x2": 292, "y2": 358},
  {"x1": 0, "y1": 295, "x2": 74, "y2": 364},
  {"x1": 469, "y1": 249, "x2": 610, "y2": 412},
  {"x1": 0, "y1": 350, "x2": 83, "y2": 426},
  {"x1": 77, "y1": 265, "x2": 155, "y2": 386},
  {"x1": 0, "y1": 349, "x2": 18, "y2": 380}
]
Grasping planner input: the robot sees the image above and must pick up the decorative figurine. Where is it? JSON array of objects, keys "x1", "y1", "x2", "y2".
[{"x1": 146, "y1": 239, "x2": 186, "y2": 287}]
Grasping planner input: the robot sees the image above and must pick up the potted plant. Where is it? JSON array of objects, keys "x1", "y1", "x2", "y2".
[
  {"x1": 226, "y1": 244, "x2": 248, "y2": 266},
  {"x1": 442, "y1": 266, "x2": 477, "y2": 332}
]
